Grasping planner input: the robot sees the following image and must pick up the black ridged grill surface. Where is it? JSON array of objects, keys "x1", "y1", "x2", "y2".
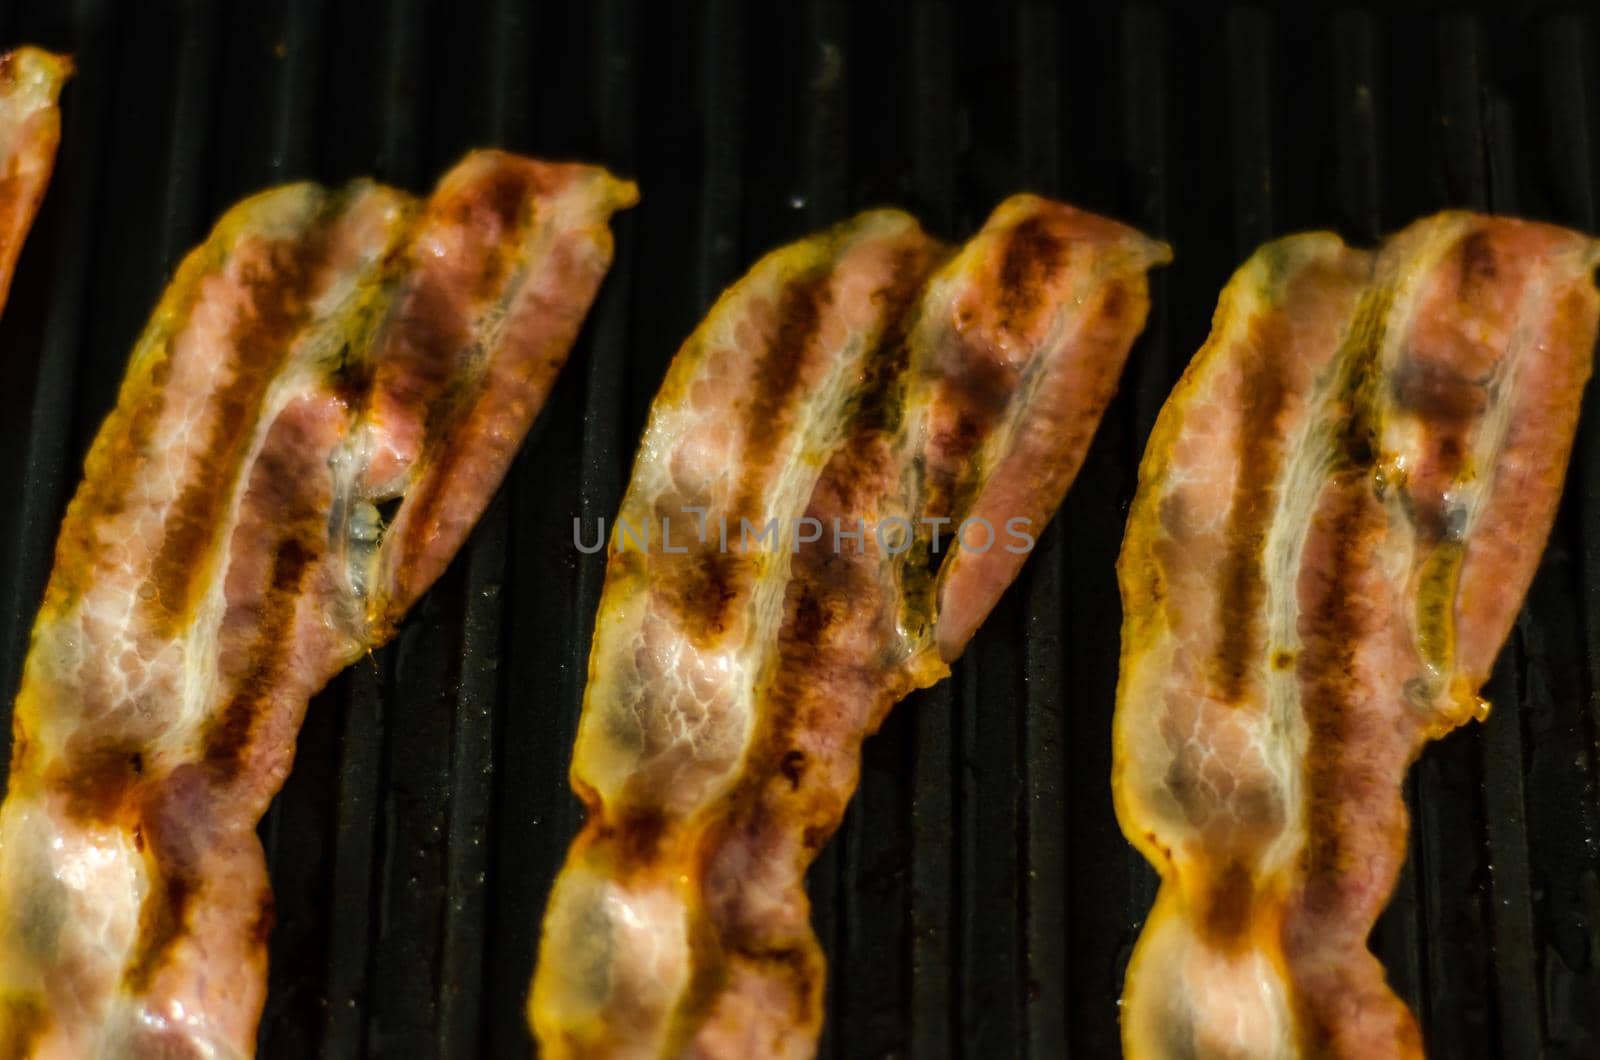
[{"x1": 0, "y1": 2, "x2": 1596, "y2": 1057}]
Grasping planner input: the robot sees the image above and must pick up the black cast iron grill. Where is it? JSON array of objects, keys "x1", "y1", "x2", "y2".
[{"x1": 0, "y1": 1, "x2": 1597, "y2": 1057}]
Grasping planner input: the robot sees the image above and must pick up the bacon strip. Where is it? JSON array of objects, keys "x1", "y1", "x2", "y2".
[
  {"x1": 533, "y1": 196, "x2": 1169, "y2": 1058},
  {"x1": 0, "y1": 150, "x2": 634, "y2": 1058},
  {"x1": 0, "y1": 47, "x2": 69, "y2": 318},
  {"x1": 1113, "y1": 214, "x2": 1599, "y2": 1058}
]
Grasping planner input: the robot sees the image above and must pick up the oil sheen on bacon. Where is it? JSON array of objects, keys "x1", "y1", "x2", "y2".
[
  {"x1": 532, "y1": 196, "x2": 1170, "y2": 1058},
  {"x1": 0, "y1": 47, "x2": 69, "y2": 319},
  {"x1": 0, "y1": 150, "x2": 635, "y2": 1059},
  {"x1": 1113, "y1": 214, "x2": 1599, "y2": 1058}
]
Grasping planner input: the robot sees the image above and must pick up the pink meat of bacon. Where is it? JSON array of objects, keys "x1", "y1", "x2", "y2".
[
  {"x1": 0, "y1": 47, "x2": 70, "y2": 317},
  {"x1": 1113, "y1": 214, "x2": 1599, "y2": 1058},
  {"x1": 532, "y1": 197, "x2": 1169, "y2": 1058},
  {"x1": 0, "y1": 150, "x2": 634, "y2": 1058}
]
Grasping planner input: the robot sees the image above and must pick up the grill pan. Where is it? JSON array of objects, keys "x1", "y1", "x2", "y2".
[{"x1": 0, "y1": 1, "x2": 1596, "y2": 1057}]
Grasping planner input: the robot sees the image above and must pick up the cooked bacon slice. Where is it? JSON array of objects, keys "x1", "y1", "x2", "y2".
[
  {"x1": 0, "y1": 150, "x2": 634, "y2": 1058},
  {"x1": 1113, "y1": 214, "x2": 1599, "y2": 1058},
  {"x1": 533, "y1": 196, "x2": 1169, "y2": 1058},
  {"x1": 0, "y1": 47, "x2": 69, "y2": 318}
]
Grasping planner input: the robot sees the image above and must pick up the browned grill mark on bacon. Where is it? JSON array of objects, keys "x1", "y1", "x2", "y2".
[
  {"x1": 1199, "y1": 860, "x2": 1256, "y2": 950},
  {"x1": 1100, "y1": 278, "x2": 1128, "y2": 325},
  {"x1": 1295, "y1": 489, "x2": 1367, "y2": 876},
  {"x1": 121, "y1": 868, "x2": 193, "y2": 995},
  {"x1": 1332, "y1": 293, "x2": 1390, "y2": 474},
  {"x1": 602, "y1": 806, "x2": 671, "y2": 870},
  {"x1": 1389, "y1": 357, "x2": 1486, "y2": 425},
  {"x1": 668, "y1": 941, "x2": 824, "y2": 1059},
  {"x1": 852, "y1": 245, "x2": 946, "y2": 436},
  {"x1": 328, "y1": 344, "x2": 377, "y2": 412},
  {"x1": 941, "y1": 335, "x2": 1015, "y2": 422},
  {"x1": 143, "y1": 222, "x2": 335, "y2": 637},
  {"x1": 1012, "y1": 277, "x2": 1140, "y2": 502},
  {"x1": 664, "y1": 549, "x2": 744, "y2": 645},
  {"x1": 922, "y1": 347, "x2": 1014, "y2": 522},
  {"x1": 201, "y1": 536, "x2": 316, "y2": 777},
  {"x1": 393, "y1": 171, "x2": 542, "y2": 462},
  {"x1": 741, "y1": 944, "x2": 820, "y2": 1011},
  {"x1": 247, "y1": 890, "x2": 275, "y2": 950},
  {"x1": 380, "y1": 186, "x2": 588, "y2": 612},
  {"x1": 386, "y1": 360, "x2": 518, "y2": 601},
  {"x1": 200, "y1": 396, "x2": 330, "y2": 778},
  {"x1": 121, "y1": 765, "x2": 220, "y2": 996},
  {"x1": 384, "y1": 397, "x2": 471, "y2": 582},
  {"x1": 730, "y1": 272, "x2": 830, "y2": 519},
  {"x1": 658, "y1": 268, "x2": 833, "y2": 646},
  {"x1": 1288, "y1": 483, "x2": 1381, "y2": 1055},
  {"x1": 49, "y1": 742, "x2": 145, "y2": 827},
  {"x1": 800, "y1": 822, "x2": 830, "y2": 854},
  {"x1": 1213, "y1": 312, "x2": 1291, "y2": 704},
  {"x1": 778, "y1": 750, "x2": 805, "y2": 789},
  {"x1": 0, "y1": 171, "x2": 25, "y2": 216},
  {"x1": 0, "y1": 997, "x2": 47, "y2": 1060},
  {"x1": 998, "y1": 214, "x2": 1065, "y2": 335},
  {"x1": 743, "y1": 605, "x2": 858, "y2": 830},
  {"x1": 1457, "y1": 228, "x2": 1498, "y2": 299},
  {"x1": 464, "y1": 166, "x2": 535, "y2": 302},
  {"x1": 383, "y1": 286, "x2": 472, "y2": 433},
  {"x1": 922, "y1": 215, "x2": 1075, "y2": 523}
]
